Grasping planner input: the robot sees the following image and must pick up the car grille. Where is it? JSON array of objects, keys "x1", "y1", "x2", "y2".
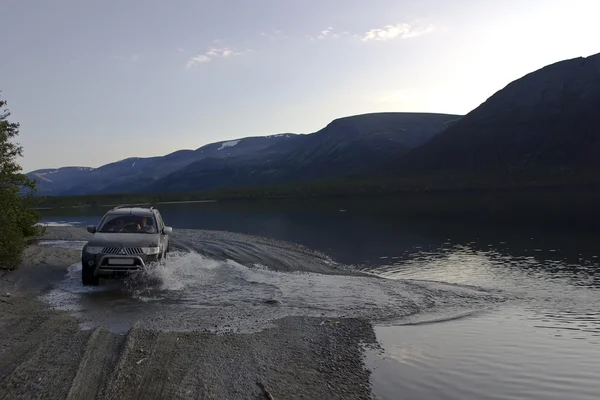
[{"x1": 102, "y1": 246, "x2": 143, "y2": 255}]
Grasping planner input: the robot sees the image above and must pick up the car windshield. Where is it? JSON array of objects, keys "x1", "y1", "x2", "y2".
[{"x1": 98, "y1": 215, "x2": 158, "y2": 234}]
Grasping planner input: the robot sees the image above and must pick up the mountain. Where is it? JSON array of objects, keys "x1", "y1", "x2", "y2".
[
  {"x1": 393, "y1": 52, "x2": 600, "y2": 184},
  {"x1": 143, "y1": 112, "x2": 459, "y2": 193},
  {"x1": 27, "y1": 167, "x2": 95, "y2": 195},
  {"x1": 28, "y1": 112, "x2": 458, "y2": 196},
  {"x1": 28, "y1": 134, "x2": 298, "y2": 196}
]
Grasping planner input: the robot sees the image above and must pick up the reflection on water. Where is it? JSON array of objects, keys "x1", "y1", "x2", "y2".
[
  {"x1": 365, "y1": 243, "x2": 600, "y2": 400},
  {"x1": 39, "y1": 200, "x2": 600, "y2": 399},
  {"x1": 368, "y1": 307, "x2": 600, "y2": 400},
  {"x1": 367, "y1": 245, "x2": 600, "y2": 340}
]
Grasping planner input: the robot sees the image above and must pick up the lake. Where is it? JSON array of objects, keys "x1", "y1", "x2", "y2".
[{"x1": 39, "y1": 198, "x2": 600, "y2": 400}]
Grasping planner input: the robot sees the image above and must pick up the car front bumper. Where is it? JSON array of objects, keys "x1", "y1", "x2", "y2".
[{"x1": 82, "y1": 253, "x2": 160, "y2": 277}]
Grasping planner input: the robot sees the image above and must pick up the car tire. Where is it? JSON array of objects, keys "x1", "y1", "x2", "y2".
[{"x1": 82, "y1": 263, "x2": 99, "y2": 286}]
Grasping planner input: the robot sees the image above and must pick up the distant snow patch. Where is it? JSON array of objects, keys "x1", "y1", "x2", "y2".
[
  {"x1": 267, "y1": 134, "x2": 293, "y2": 139},
  {"x1": 218, "y1": 140, "x2": 240, "y2": 150}
]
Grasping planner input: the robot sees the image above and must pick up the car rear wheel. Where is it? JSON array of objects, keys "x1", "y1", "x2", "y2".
[{"x1": 82, "y1": 263, "x2": 99, "y2": 286}]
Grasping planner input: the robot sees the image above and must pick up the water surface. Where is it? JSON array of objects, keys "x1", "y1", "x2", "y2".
[{"x1": 39, "y1": 199, "x2": 600, "y2": 399}]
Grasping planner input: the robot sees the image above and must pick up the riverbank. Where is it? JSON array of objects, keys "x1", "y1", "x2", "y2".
[{"x1": 0, "y1": 227, "x2": 377, "y2": 399}]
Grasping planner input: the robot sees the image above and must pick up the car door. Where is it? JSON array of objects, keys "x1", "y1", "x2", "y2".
[{"x1": 155, "y1": 210, "x2": 168, "y2": 251}]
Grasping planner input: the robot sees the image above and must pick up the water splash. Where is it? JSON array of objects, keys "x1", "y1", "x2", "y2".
[{"x1": 39, "y1": 248, "x2": 503, "y2": 333}]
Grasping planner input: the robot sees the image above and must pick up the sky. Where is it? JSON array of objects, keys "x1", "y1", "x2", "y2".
[{"x1": 2, "y1": 0, "x2": 599, "y2": 173}]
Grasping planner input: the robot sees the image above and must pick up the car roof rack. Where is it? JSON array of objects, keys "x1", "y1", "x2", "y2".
[{"x1": 109, "y1": 204, "x2": 154, "y2": 212}]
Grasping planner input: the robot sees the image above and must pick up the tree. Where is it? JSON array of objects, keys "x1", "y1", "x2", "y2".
[{"x1": 0, "y1": 92, "x2": 43, "y2": 269}]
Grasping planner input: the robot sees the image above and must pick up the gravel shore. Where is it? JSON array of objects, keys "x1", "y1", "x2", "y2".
[{"x1": 0, "y1": 227, "x2": 378, "y2": 399}]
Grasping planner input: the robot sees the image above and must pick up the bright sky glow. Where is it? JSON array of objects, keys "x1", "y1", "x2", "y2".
[{"x1": 2, "y1": 0, "x2": 599, "y2": 172}]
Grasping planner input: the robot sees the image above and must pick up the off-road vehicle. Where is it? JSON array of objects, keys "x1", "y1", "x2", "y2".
[{"x1": 81, "y1": 206, "x2": 173, "y2": 285}]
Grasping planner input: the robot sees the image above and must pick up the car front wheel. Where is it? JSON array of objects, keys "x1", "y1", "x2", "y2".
[{"x1": 82, "y1": 262, "x2": 99, "y2": 286}]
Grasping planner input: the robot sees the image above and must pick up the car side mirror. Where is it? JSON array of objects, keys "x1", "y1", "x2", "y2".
[
  {"x1": 163, "y1": 226, "x2": 173, "y2": 235},
  {"x1": 87, "y1": 225, "x2": 97, "y2": 234}
]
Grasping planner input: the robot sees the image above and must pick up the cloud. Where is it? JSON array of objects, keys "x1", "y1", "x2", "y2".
[
  {"x1": 306, "y1": 24, "x2": 432, "y2": 43},
  {"x1": 318, "y1": 27, "x2": 333, "y2": 40},
  {"x1": 186, "y1": 54, "x2": 211, "y2": 67},
  {"x1": 306, "y1": 27, "x2": 343, "y2": 41},
  {"x1": 260, "y1": 23, "x2": 433, "y2": 44},
  {"x1": 206, "y1": 48, "x2": 233, "y2": 57},
  {"x1": 260, "y1": 30, "x2": 290, "y2": 41},
  {"x1": 362, "y1": 23, "x2": 434, "y2": 42},
  {"x1": 185, "y1": 47, "x2": 240, "y2": 68}
]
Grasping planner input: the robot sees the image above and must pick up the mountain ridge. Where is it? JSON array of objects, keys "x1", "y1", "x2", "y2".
[
  {"x1": 392, "y1": 52, "x2": 600, "y2": 178},
  {"x1": 141, "y1": 112, "x2": 459, "y2": 193},
  {"x1": 28, "y1": 112, "x2": 459, "y2": 195}
]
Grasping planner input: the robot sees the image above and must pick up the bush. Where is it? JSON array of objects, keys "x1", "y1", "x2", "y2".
[{"x1": 0, "y1": 93, "x2": 43, "y2": 269}]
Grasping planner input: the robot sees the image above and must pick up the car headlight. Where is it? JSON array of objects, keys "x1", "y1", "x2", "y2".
[
  {"x1": 85, "y1": 246, "x2": 104, "y2": 254},
  {"x1": 142, "y1": 246, "x2": 161, "y2": 255}
]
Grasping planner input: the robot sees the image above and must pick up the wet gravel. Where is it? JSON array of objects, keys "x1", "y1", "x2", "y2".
[{"x1": 0, "y1": 227, "x2": 379, "y2": 399}]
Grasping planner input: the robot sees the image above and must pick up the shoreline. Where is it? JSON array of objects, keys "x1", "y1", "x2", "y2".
[
  {"x1": 0, "y1": 227, "x2": 377, "y2": 399},
  {"x1": 34, "y1": 181, "x2": 600, "y2": 210}
]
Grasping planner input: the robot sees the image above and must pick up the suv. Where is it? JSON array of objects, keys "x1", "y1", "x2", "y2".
[{"x1": 81, "y1": 206, "x2": 173, "y2": 286}]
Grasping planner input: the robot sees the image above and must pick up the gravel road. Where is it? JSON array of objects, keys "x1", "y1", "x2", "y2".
[{"x1": 0, "y1": 227, "x2": 378, "y2": 399}]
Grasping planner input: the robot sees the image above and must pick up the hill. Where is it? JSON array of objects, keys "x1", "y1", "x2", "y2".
[
  {"x1": 28, "y1": 113, "x2": 459, "y2": 195},
  {"x1": 27, "y1": 135, "x2": 298, "y2": 195},
  {"x1": 391, "y1": 52, "x2": 600, "y2": 186},
  {"x1": 143, "y1": 113, "x2": 459, "y2": 193}
]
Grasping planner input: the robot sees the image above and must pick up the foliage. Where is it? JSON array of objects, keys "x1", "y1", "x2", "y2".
[{"x1": 0, "y1": 93, "x2": 43, "y2": 269}]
